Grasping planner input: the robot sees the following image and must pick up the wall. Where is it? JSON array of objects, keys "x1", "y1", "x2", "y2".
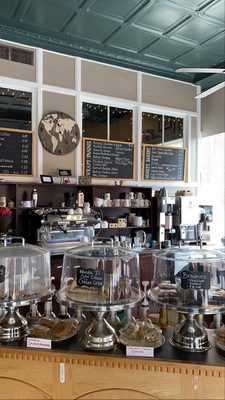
[
  {"x1": 201, "y1": 88, "x2": 225, "y2": 137},
  {"x1": 0, "y1": 39, "x2": 199, "y2": 188}
]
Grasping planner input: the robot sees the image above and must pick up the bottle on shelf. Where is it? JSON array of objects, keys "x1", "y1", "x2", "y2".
[
  {"x1": 26, "y1": 303, "x2": 41, "y2": 326},
  {"x1": 31, "y1": 188, "x2": 38, "y2": 207}
]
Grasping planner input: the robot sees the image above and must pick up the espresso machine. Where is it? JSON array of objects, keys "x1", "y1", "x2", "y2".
[
  {"x1": 34, "y1": 210, "x2": 100, "y2": 255},
  {"x1": 173, "y1": 196, "x2": 201, "y2": 245}
]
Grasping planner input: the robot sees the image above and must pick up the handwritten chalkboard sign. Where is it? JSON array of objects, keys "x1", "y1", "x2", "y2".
[
  {"x1": 0, "y1": 128, "x2": 33, "y2": 176},
  {"x1": 77, "y1": 267, "x2": 104, "y2": 288},
  {"x1": 83, "y1": 138, "x2": 134, "y2": 180},
  {"x1": 181, "y1": 270, "x2": 210, "y2": 290},
  {"x1": 142, "y1": 144, "x2": 186, "y2": 181}
]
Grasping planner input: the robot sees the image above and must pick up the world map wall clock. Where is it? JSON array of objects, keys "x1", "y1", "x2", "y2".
[{"x1": 38, "y1": 111, "x2": 80, "y2": 155}]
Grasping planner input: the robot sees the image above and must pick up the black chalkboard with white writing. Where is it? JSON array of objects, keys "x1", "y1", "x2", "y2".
[
  {"x1": 83, "y1": 138, "x2": 134, "y2": 180},
  {"x1": 142, "y1": 144, "x2": 186, "y2": 181},
  {"x1": 0, "y1": 128, "x2": 33, "y2": 175},
  {"x1": 77, "y1": 267, "x2": 104, "y2": 288}
]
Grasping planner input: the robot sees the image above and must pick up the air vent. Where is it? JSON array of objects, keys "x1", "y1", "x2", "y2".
[
  {"x1": 0, "y1": 45, "x2": 9, "y2": 60},
  {"x1": 0, "y1": 44, "x2": 34, "y2": 65}
]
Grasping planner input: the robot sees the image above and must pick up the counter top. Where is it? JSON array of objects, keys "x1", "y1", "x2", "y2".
[
  {"x1": 1, "y1": 325, "x2": 224, "y2": 367},
  {"x1": 0, "y1": 326, "x2": 224, "y2": 399}
]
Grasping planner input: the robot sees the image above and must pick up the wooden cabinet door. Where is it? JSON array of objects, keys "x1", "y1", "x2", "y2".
[{"x1": 0, "y1": 378, "x2": 52, "y2": 399}]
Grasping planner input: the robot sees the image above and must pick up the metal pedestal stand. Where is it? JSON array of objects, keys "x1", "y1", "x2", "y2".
[
  {"x1": 81, "y1": 310, "x2": 118, "y2": 350},
  {"x1": 170, "y1": 313, "x2": 211, "y2": 352},
  {"x1": 0, "y1": 290, "x2": 55, "y2": 341},
  {"x1": 57, "y1": 290, "x2": 142, "y2": 350}
]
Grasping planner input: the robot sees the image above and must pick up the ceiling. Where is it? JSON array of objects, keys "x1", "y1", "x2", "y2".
[{"x1": 0, "y1": 0, "x2": 224, "y2": 93}]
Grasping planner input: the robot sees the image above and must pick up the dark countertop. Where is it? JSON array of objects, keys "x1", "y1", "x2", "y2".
[{"x1": 1, "y1": 324, "x2": 224, "y2": 367}]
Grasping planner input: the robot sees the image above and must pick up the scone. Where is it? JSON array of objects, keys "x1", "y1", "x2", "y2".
[
  {"x1": 39, "y1": 317, "x2": 57, "y2": 327},
  {"x1": 50, "y1": 320, "x2": 74, "y2": 338},
  {"x1": 31, "y1": 324, "x2": 50, "y2": 338}
]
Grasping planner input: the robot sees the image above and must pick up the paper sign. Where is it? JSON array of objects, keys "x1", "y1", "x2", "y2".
[
  {"x1": 126, "y1": 346, "x2": 154, "y2": 357},
  {"x1": 27, "y1": 337, "x2": 52, "y2": 349}
]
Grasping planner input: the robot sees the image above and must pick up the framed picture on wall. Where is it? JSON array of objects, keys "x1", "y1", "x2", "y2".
[{"x1": 40, "y1": 175, "x2": 54, "y2": 184}]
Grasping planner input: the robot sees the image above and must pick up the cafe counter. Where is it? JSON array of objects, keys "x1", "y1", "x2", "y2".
[{"x1": 0, "y1": 328, "x2": 224, "y2": 400}]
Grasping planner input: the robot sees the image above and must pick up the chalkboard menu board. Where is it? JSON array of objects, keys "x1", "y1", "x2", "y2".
[
  {"x1": 83, "y1": 138, "x2": 134, "y2": 180},
  {"x1": 0, "y1": 128, "x2": 33, "y2": 175},
  {"x1": 142, "y1": 144, "x2": 186, "y2": 181}
]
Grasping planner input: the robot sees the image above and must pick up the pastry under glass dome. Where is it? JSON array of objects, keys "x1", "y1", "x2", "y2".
[
  {"x1": 59, "y1": 244, "x2": 141, "y2": 306},
  {"x1": 149, "y1": 247, "x2": 225, "y2": 352},
  {"x1": 0, "y1": 237, "x2": 54, "y2": 341},
  {"x1": 57, "y1": 242, "x2": 142, "y2": 350}
]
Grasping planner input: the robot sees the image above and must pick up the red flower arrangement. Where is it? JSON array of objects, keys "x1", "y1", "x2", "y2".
[{"x1": 0, "y1": 207, "x2": 12, "y2": 216}]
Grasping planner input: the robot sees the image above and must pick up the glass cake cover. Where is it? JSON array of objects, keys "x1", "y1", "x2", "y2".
[
  {"x1": 0, "y1": 238, "x2": 52, "y2": 302},
  {"x1": 149, "y1": 247, "x2": 225, "y2": 314},
  {"x1": 60, "y1": 243, "x2": 142, "y2": 305}
]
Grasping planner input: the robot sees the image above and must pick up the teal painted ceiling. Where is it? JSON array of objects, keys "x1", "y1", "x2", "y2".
[{"x1": 0, "y1": 0, "x2": 224, "y2": 92}]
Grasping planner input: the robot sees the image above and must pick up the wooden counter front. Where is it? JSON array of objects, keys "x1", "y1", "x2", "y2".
[{"x1": 0, "y1": 329, "x2": 224, "y2": 400}]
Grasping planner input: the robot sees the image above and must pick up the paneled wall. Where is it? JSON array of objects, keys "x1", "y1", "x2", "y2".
[
  {"x1": 0, "y1": 39, "x2": 199, "y2": 186},
  {"x1": 201, "y1": 88, "x2": 225, "y2": 137}
]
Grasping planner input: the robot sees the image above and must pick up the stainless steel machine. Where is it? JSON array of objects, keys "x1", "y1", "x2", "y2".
[
  {"x1": 35, "y1": 209, "x2": 99, "y2": 254},
  {"x1": 173, "y1": 196, "x2": 201, "y2": 245},
  {"x1": 152, "y1": 189, "x2": 201, "y2": 248}
]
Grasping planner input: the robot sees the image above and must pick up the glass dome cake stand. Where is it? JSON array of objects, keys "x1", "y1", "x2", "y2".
[
  {"x1": 56, "y1": 243, "x2": 143, "y2": 350},
  {"x1": 0, "y1": 291, "x2": 54, "y2": 341},
  {"x1": 149, "y1": 247, "x2": 225, "y2": 352},
  {"x1": 0, "y1": 237, "x2": 55, "y2": 341}
]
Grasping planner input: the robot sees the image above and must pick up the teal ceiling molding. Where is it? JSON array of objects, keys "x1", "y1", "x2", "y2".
[{"x1": 0, "y1": 0, "x2": 224, "y2": 92}]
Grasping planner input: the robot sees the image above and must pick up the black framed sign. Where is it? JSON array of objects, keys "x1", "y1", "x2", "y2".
[
  {"x1": 142, "y1": 144, "x2": 186, "y2": 181},
  {"x1": 0, "y1": 128, "x2": 33, "y2": 176},
  {"x1": 40, "y1": 175, "x2": 54, "y2": 184},
  {"x1": 82, "y1": 138, "x2": 135, "y2": 180}
]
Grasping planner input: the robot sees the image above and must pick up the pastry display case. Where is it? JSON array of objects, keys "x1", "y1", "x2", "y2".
[
  {"x1": 149, "y1": 247, "x2": 225, "y2": 352},
  {"x1": 0, "y1": 236, "x2": 54, "y2": 341},
  {"x1": 57, "y1": 242, "x2": 143, "y2": 350}
]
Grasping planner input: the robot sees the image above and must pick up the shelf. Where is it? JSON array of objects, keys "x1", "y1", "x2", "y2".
[
  {"x1": 93, "y1": 206, "x2": 151, "y2": 209},
  {"x1": 96, "y1": 226, "x2": 151, "y2": 230}
]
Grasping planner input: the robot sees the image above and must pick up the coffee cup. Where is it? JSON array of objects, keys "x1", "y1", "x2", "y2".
[
  {"x1": 144, "y1": 199, "x2": 151, "y2": 207},
  {"x1": 102, "y1": 199, "x2": 108, "y2": 207},
  {"x1": 106, "y1": 199, "x2": 113, "y2": 207},
  {"x1": 103, "y1": 193, "x2": 111, "y2": 200},
  {"x1": 83, "y1": 206, "x2": 91, "y2": 213},
  {"x1": 112, "y1": 199, "x2": 120, "y2": 207},
  {"x1": 136, "y1": 192, "x2": 145, "y2": 199},
  {"x1": 75, "y1": 207, "x2": 83, "y2": 215},
  {"x1": 124, "y1": 199, "x2": 131, "y2": 207},
  {"x1": 137, "y1": 199, "x2": 144, "y2": 207},
  {"x1": 94, "y1": 197, "x2": 103, "y2": 207},
  {"x1": 129, "y1": 192, "x2": 136, "y2": 200},
  {"x1": 67, "y1": 208, "x2": 75, "y2": 215}
]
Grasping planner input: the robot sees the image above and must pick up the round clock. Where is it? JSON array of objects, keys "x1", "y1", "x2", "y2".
[{"x1": 38, "y1": 111, "x2": 80, "y2": 155}]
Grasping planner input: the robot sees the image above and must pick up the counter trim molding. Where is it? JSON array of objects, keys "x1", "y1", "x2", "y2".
[{"x1": 0, "y1": 347, "x2": 224, "y2": 379}]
